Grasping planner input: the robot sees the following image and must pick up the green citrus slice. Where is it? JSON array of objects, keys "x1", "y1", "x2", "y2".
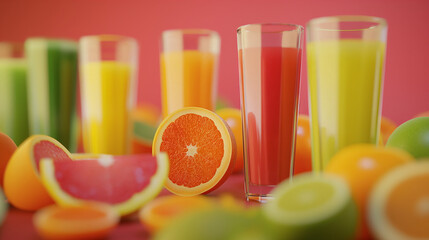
[
  {"x1": 263, "y1": 173, "x2": 358, "y2": 239},
  {"x1": 369, "y1": 161, "x2": 429, "y2": 240}
]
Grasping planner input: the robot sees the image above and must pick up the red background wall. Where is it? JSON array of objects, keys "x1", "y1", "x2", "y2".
[{"x1": 1, "y1": 0, "x2": 428, "y2": 124}]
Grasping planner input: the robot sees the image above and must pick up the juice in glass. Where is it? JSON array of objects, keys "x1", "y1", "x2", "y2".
[
  {"x1": 0, "y1": 59, "x2": 28, "y2": 145},
  {"x1": 160, "y1": 50, "x2": 216, "y2": 117},
  {"x1": 307, "y1": 39, "x2": 385, "y2": 170},
  {"x1": 26, "y1": 39, "x2": 78, "y2": 150},
  {"x1": 81, "y1": 61, "x2": 132, "y2": 155},
  {"x1": 240, "y1": 46, "x2": 301, "y2": 187}
]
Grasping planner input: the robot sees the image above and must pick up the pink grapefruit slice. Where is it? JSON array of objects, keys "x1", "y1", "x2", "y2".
[
  {"x1": 40, "y1": 153, "x2": 169, "y2": 216},
  {"x1": 152, "y1": 107, "x2": 236, "y2": 196}
]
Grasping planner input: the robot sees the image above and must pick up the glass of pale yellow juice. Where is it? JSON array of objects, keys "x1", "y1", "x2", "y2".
[
  {"x1": 306, "y1": 16, "x2": 388, "y2": 171},
  {"x1": 160, "y1": 29, "x2": 220, "y2": 118},
  {"x1": 79, "y1": 35, "x2": 138, "y2": 155}
]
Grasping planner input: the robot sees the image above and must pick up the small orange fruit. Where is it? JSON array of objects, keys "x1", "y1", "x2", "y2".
[
  {"x1": 0, "y1": 132, "x2": 17, "y2": 187},
  {"x1": 325, "y1": 144, "x2": 413, "y2": 239},
  {"x1": 216, "y1": 108, "x2": 243, "y2": 173},
  {"x1": 380, "y1": 117, "x2": 397, "y2": 145},
  {"x1": 34, "y1": 203, "x2": 119, "y2": 240},
  {"x1": 294, "y1": 115, "x2": 312, "y2": 175},
  {"x1": 152, "y1": 107, "x2": 236, "y2": 196},
  {"x1": 4, "y1": 135, "x2": 72, "y2": 211}
]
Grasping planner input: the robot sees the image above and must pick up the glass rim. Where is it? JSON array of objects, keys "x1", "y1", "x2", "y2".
[
  {"x1": 237, "y1": 23, "x2": 304, "y2": 33},
  {"x1": 162, "y1": 29, "x2": 219, "y2": 36},
  {"x1": 306, "y1": 15, "x2": 387, "y2": 32},
  {"x1": 79, "y1": 34, "x2": 137, "y2": 43}
]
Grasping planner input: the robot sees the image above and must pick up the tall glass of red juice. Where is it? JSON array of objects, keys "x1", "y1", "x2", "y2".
[{"x1": 237, "y1": 24, "x2": 303, "y2": 202}]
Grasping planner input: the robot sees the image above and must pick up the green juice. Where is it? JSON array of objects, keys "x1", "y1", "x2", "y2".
[
  {"x1": 307, "y1": 39, "x2": 385, "y2": 171},
  {"x1": 0, "y1": 59, "x2": 29, "y2": 145},
  {"x1": 26, "y1": 39, "x2": 78, "y2": 150}
]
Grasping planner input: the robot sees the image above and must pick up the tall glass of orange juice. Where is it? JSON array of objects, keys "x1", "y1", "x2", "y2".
[
  {"x1": 79, "y1": 35, "x2": 138, "y2": 155},
  {"x1": 160, "y1": 29, "x2": 220, "y2": 118}
]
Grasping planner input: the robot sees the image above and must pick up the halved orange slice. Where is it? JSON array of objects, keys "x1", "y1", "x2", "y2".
[
  {"x1": 369, "y1": 161, "x2": 429, "y2": 240},
  {"x1": 153, "y1": 107, "x2": 236, "y2": 196},
  {"x1": 34, "y1": 203, "x2": 119, "y2": 240},
  {"x1": 4, "y1": 135, "x2": 72, "y2": 211}
]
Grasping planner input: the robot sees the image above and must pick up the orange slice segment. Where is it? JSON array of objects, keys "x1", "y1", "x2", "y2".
[
  {"x1": 153, "y1": 107, "x2": 236, "y2": 196},
  {"x1": 369, "y1": 161, "x2": 429, "y2": 240},
  {"x1": 34, "y1": 203, "x2": 119, "y2": 240}
]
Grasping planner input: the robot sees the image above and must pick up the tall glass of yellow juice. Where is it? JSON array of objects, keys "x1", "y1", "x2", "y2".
[
  {"x1": 160, "y1": 29, "x2": 220, "y2": 118},
  {"x1": 306, "y1": 16, "x2": 388, "y2": 171},
  {"x1": 79, "y1": 35, "x2": 138, "y2": 155}
]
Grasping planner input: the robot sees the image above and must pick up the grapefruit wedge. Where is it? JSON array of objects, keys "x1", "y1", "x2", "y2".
[
  {"x1": 153, "y1": 107, "x2": 236, "y2": 196},
  {"x1": 4, "y1": 135, "x2": 72, "y2": 211},
  {"x1": 40, "y1": 153, "x2": 169, "y2": 216}
]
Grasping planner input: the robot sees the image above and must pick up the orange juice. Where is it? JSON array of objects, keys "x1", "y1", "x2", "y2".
[
  {"x1": 160, "y1": 50, "x2": 217, "y2": 117},
  {"x1": 80, "y1": 61, "x2": 133, "y2": 155}
]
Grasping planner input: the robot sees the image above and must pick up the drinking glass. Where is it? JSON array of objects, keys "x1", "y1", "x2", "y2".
[
  {"x1": 79, "y1": 35, "x2": 138, "y2": 155},
  {"x1": 160, "y1": 29, "x2": 220, "y2": 118},
  {"x1": 306, "y1": 16, "x2": 388, "y2": 171},
  {"x1": 0, "y1": 42, "x2": 28, "y2": 145},
  {"x1": 237, "y1": 23, "x2": 303, "y2": 202},
  {"x1": 25, "y1": 38, "x2": 78, "y2": 150}
]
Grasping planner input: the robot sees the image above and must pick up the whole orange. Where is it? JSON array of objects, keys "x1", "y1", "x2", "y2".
[
  {"x1": 380, "y1": 117, "x2": 397, "y2": 145},
  {"x1": 324, "y1": 144, "x2": 413, "y2": 239},
  {"x1": 216, "y1": 108, "x2": 243, "y2": 173},
  {"x1": 293, "y1": 115, "x2": 312, "y2": 175}
]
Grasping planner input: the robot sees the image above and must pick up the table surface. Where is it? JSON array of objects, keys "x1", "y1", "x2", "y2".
[{"x1": 0, "y1": 173, "x2": 255, "y2": 240}]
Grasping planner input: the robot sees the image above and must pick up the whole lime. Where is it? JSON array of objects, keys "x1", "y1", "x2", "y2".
[{"x1": 386, "y1": 117, "x2": 429, "y2": 159}]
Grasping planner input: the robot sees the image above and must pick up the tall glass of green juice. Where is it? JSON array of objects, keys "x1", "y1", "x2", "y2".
[
  {"x1": 25, "y1": 38, "x2": 78, "y2": 151},
  {"x1": 0, "y1": 42, "x2": 29, "y2": 145},
  {"x1": 306, "y1": 16, "x2": 388, "y2": 171}
]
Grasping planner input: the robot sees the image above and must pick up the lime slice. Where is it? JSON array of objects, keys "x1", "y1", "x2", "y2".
[
  {"x1": 263, "y1": 173, "x2": 358, "y2": 240},
  {"x1": 369, "y1": 162, "x2": 429, "y2": 240}
]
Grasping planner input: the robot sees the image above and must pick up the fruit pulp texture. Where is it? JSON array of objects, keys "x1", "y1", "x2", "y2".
[
  {"x1": 239, "y1": 47, "x2": 301, "y2": 185},
  {"x1": 26, "y1": 40, "x2": 78, "y2": 150},
  {"x1": 307, "y1": 40, "x2": 385, "y2": 171},
  {"x1": 81, "y1": 61, "x2": 132, "y2": 155},
  {"x1": 160, "y1": 50, "x2": 217, "y2": 117},
  {"x1": 0, "y1": 59, "x2": 29, "y2": 145}
]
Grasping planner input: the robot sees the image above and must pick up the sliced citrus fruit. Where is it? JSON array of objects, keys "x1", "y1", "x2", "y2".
[
  {"x1": 152, "y1": 107, "x2": 236, "y2": 196},
  {"x1": 34, "y1": 203, "x2": 119, "y2": 240},
  {"x1": 263, "y1": 173, "x2": 358, "y2": 240},
  {"x1": 139, "y1": 195, "x2": 214, "y2": 233},
  {"x1": 325, "y1": 144, "x2": 414, "y2": 239},
  {"x1": 0, "y1": 132, "x2": 17, "y2": 187},
  {"x1": 153, "y1": 206, "x2": 274, "y2": 240},
  {"x1": 216, "y1": 108, "x2": 244, "y2": 173},
  {"x1": 4, "y1": 135, "x2": 72, "y2": 211},
  {"x1": 40, "y1": 153, "x2": 169, "y2": 216},
  {"x1": 369, "y1": 161, "x2": 429, "y2": 240}
]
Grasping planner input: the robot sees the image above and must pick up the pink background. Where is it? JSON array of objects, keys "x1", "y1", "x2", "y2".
[{"x1": 1, "y1": 0, "x2": 428, "y2": 124}]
